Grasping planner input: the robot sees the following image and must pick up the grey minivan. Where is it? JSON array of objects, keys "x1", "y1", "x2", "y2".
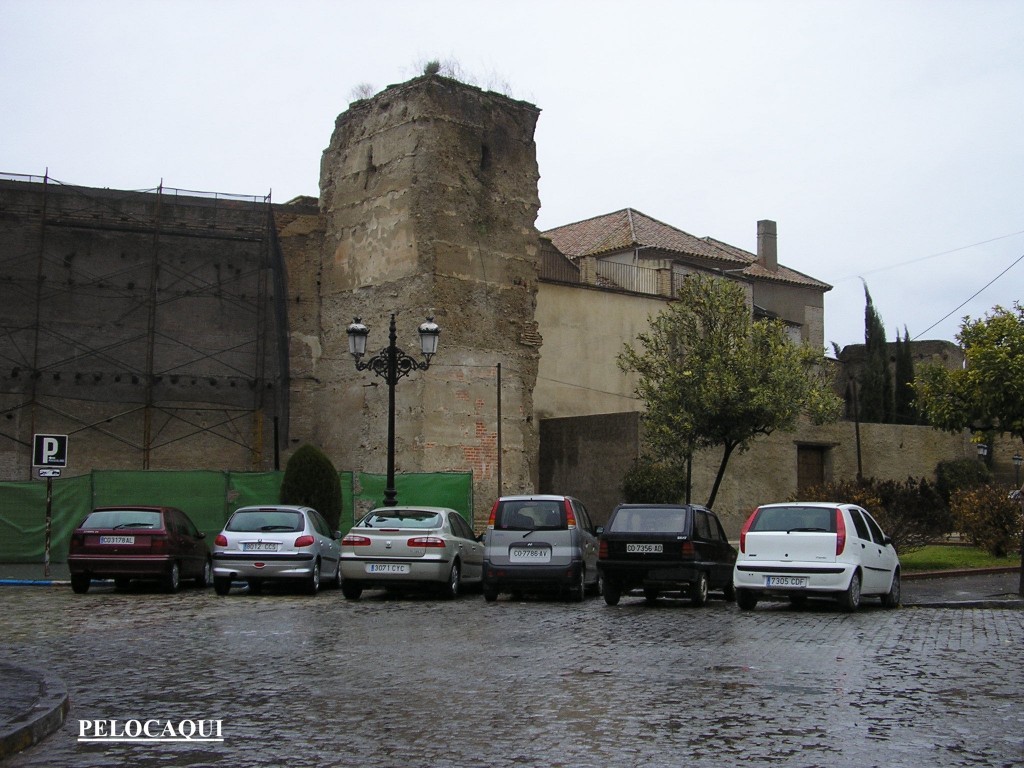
[{"x1": 481, "y1": 494, "x2": 601, "y2": 602}]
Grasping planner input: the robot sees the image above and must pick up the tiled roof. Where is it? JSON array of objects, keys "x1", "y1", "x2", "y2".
[{"x1": 542, "y1": 208, "x2": 831, "y2": 291}]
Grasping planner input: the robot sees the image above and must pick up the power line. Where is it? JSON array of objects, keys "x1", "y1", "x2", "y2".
[
  {"x1": 834, "y1": 229, "x2": 1024, "y2": 282},
  {"x1": 912, "y1": 251, "x2": 1024, "y2": 340}
]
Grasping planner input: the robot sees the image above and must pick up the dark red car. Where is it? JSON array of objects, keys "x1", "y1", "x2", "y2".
[{"x1": 67, "y1": 506, "x2": 211, "y2": 594}]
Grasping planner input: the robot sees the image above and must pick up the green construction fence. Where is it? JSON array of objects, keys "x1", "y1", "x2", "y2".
[{"x1": 0, "y1": 470, "x2": 473, "y2": 564}]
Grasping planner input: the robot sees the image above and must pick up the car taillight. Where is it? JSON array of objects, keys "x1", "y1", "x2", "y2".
[
  {"x1": 150, "y1": 536, "x2": 168, "y2": 553},
  {"x1": 294, "y1": 535, "x2": 315, "y2": 548},
  {"x1": 598, "y1": 540, "x2": 608, "y2": 559},
  {"x1": 680, "y1": 540, "x2": 695, "y2": 558},
  {"x1": 486, "y1": 500, "x2": 499, "y2": 530},
  {"x1": 738, "y1": 508, "x2": 759, "y2": 554},
  {"x1": 215, "y1": 534, "x2": 228, "y2": 547},
  {"x1": 342, "y1": 534, "x2": 371, "y2": 546},
  {"x1": 564, "y1": 499, "x2": 577, "y2": 529},
  {"x1": 407, "y1": 536, "x2": 446, "y2": 548},
  {"x1": 835, "y1": 509, "x2": 846, "y2": 556}
]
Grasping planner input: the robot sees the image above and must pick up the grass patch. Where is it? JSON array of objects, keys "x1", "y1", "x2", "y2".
[{"x1": 900, "y1": 544, "x2": 1019, "y2": 572}]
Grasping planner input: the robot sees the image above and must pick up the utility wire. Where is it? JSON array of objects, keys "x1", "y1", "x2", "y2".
[{"x1": 912, "y1": 251, "x2": 1024, "y2": 340}]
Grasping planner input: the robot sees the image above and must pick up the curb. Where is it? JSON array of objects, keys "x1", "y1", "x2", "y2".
[
  {"x1": 0, "y1": 663, "x2": 70, "y2": 760},
  {"x1": 902, "y1": 566, "x2": 1021, "y2": 580}
]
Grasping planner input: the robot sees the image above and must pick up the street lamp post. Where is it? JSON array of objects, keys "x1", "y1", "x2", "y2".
[
  {"x1": 347, "y1": 314, "x2": 440, "y2": 507},
  {"x1": 1013, "y1": 453, "x2": 1022, "y2": 487}
]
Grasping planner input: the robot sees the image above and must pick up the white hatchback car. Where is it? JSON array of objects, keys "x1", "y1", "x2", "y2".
[{"x1": 733, "y1": 502, "x2": 900, "y2": 611}]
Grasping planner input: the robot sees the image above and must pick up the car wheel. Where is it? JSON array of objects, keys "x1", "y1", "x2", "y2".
[
  {"x1": 442, "y1": 561, "x2": 461, "y2": 599},
  {"x1": 643, "y1": 587, "x2": 660, "y2": 605},
  {"x1": 163, "y1": 562, "x2": 181, "y2": 593},
  {"x1": 70, "y1": 574, "x2": 90, "y2": 594},
  {"x1": 691, "y1": 572, "x2": 709, "y2": 607},
  {"x1": 839, "y1": 572, "x2": 862, "y2": 612},
  {"x1": 881, "y1": 569, "x2": 901, "y2": 609},
  {"x1": 723, "y1": 579, "x2": 736, "y2": 602},
  {"x1": 568, "y1": 567, "x2": 585, "y2": 602},
  {"x1": 603, "y1": 581, "x2": 621, "y2": 606},
  {"x1": 213, "y1": 576, "x2": 232, "y2": 596},
  {"x1": 736, "y1": 589, "x2": 758, "y2": 610},
  {"x1": 304, "y1": 560, "x2": 321, "y2": 595},
  {"x1": 195, "y1": 559, "x2": 212, "y2": 588},
  {"x1": 586, "y1": 571, "x2": 604, "y2": 597},
  {"x1": 341, "y1": 580, "x2": 363, "y2": 600},
  {"x1": 482, "y1": 583, "x2": 499, "y2": 602}
]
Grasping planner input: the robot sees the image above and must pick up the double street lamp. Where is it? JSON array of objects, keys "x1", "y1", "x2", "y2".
[{"x1": 347, "y1": 314, "x2": 441, "y2": 507}]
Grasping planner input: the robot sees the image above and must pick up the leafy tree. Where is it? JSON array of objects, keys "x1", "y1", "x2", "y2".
[
  {"x1": 620, "y1": 455, "x2": 687, "y2": 504},
  {"x1": 280, "y1": 444, "x2": 343, "y2": 532},
  {"x1": 893, "y1": 327, "x2": 918, "y2": 424},
  {"x1": 619, "y1": 273, "x2": 842, "y2": 508},
  {"x1": 916, "y1": 302, "x2": 1024, "y2": 593},
  {"x1": 858, "y1": 283, "x2": 894, "y2": 423},
  {"x1": 915, "y1": 302, "x2": 1024, "y2": 443}
]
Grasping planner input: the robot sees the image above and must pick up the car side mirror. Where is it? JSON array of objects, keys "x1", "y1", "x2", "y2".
[
  {"x1": 595, "y1": 526, "x2": 604, "y2": 535},
  {"x1": 334, "y1": 531, "x2": 342, "y2": 540},
  {"x1": 197, "y1": 532, "x2": 206, "y2": 539}
]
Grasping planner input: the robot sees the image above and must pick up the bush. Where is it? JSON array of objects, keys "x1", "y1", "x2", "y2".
[
  {"x1": 797, "y1": 476, "x2": 951, "y2": 553},
  {"x1": 279, "y1": 444, "x2": 342, "y2": 532},
  {"x1": 935, "y1": 459, "x2": 992, "y2": 507},
  {"x1": 950, "y1": 484, "x2": 1022, "y2": 557},
  {"x1": 621, "y1": 456, "x2": 686, "y2": 504}
]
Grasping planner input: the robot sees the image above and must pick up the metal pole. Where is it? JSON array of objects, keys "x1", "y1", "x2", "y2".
[
  {"x1": 384, "y1": 315, "x2": 398, "y2": 507},
  {"x1": 44, "y1": 476, "x2": 52, "y2": 578},
  {"x1": 496, "y1": 363, "x2": 502, "y2": 499}
]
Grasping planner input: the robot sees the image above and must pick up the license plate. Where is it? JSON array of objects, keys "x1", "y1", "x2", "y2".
[
  {"x1": 242, "y1": 542, "x2": 280, "y2": 552},
  {"x1": 99, "y1": 536, "x2": 134, "y2": 545},
  {"x1": 509, "y1": 546, "x2": 551, "y2": 563},
  {"x1": 766, "y1": 575, "x2": 808, "y2": 588},
  {"x1": 626, "y1": 543, "x2": 663, "y2": 554},
  {"x1": 367, "y1": 563, "x2": 410, "y2": 574}
]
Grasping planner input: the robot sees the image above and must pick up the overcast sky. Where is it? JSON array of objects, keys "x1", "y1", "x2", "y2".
[{"x1": 3, "y1": 0, "x2": 1021, "y2": 351}]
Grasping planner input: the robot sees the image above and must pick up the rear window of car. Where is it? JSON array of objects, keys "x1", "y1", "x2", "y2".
[
  {"x1": 358, "y1": 511, "x2": 442, "y2": 529},
  {"x1": 750, "y1": 506, "x2": 836, "y2": 533},
  {"x1": 80, "y1": 510, "x2": 163, "y2": 530},
  {"x1": 495, "y1": 500, "x2": 566, "y2": 531},
  {"x1": 227, "y1": 510, "x2": 303, "y2": 533},
  {"x1": 608, "y1": 507, "x2": 688, "y2": 533}
]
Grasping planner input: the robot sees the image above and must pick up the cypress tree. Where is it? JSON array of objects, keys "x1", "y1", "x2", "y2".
[
  {"x1": 893, "y1": 326, "x2": 918, "y2": 424},
  {"x1": 858, "y1": 283, "x2": 894, "y2": 423}
]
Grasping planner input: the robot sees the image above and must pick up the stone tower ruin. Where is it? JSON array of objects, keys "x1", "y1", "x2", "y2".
[{"x1": 287, "y1": 75, "x2": 544, "y2": 520}]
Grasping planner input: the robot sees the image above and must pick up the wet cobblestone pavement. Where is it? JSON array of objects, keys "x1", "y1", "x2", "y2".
[{"x1": 2, "y1": 584, "x2": 1023, "y2": 767}]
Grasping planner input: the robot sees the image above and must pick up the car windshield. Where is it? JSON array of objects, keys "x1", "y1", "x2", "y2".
[
  {"x1": 608, "y1": 507, "x2": 688, "y2": 533},
  {"x1": 495, "y1": 501, "x2": 565, "y2": 530},
  {"x1": 752, "y1": 506, "x2": 836, "y2": 533},
  {"x1": 359, "y1": 511, "x2": 442, "y2": 529},
  {"x1": 227, "y1": 510, "x2": 304, "y2": 533},
  {"x1": 80, "y1": 510, "x2": 163, "y2": 530}
]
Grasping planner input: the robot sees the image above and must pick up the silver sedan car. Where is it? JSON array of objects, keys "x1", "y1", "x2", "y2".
[
  {"x1": 340, "y1": 506, "x2": 483, "y2": 599},
  {"x1": 211, "y1": 505, "x2": 341, "y2": 595}
]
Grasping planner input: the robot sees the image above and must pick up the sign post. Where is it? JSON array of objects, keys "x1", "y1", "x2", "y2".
[{"x1": 33, "y1": 434, "x2": 68, "y2": 579}]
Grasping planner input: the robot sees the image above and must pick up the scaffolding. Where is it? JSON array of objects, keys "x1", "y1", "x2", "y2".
[{"x1": 0, "y1": 173, "x2": 290, "y2": 479}]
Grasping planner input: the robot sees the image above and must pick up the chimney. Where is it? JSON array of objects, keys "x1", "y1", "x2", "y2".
[{"x1": 757, "y1": 220, "x2": 777, "y2": 272}]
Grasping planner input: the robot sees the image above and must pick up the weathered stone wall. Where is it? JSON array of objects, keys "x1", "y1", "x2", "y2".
[
  {"x1": 0, "y1": 179, "x2": 292, "y2": 479},
  {"x1": 539, "y1": 410, "x2": 998, "y2": 536},
  {"x1": 290, "y1": 76, "x2": 543, "y2": 519}
]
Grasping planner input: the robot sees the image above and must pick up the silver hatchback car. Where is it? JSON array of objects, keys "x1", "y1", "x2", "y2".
[{"x1": 211, "y1": 505, "x2": 341, "y2": 595}]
